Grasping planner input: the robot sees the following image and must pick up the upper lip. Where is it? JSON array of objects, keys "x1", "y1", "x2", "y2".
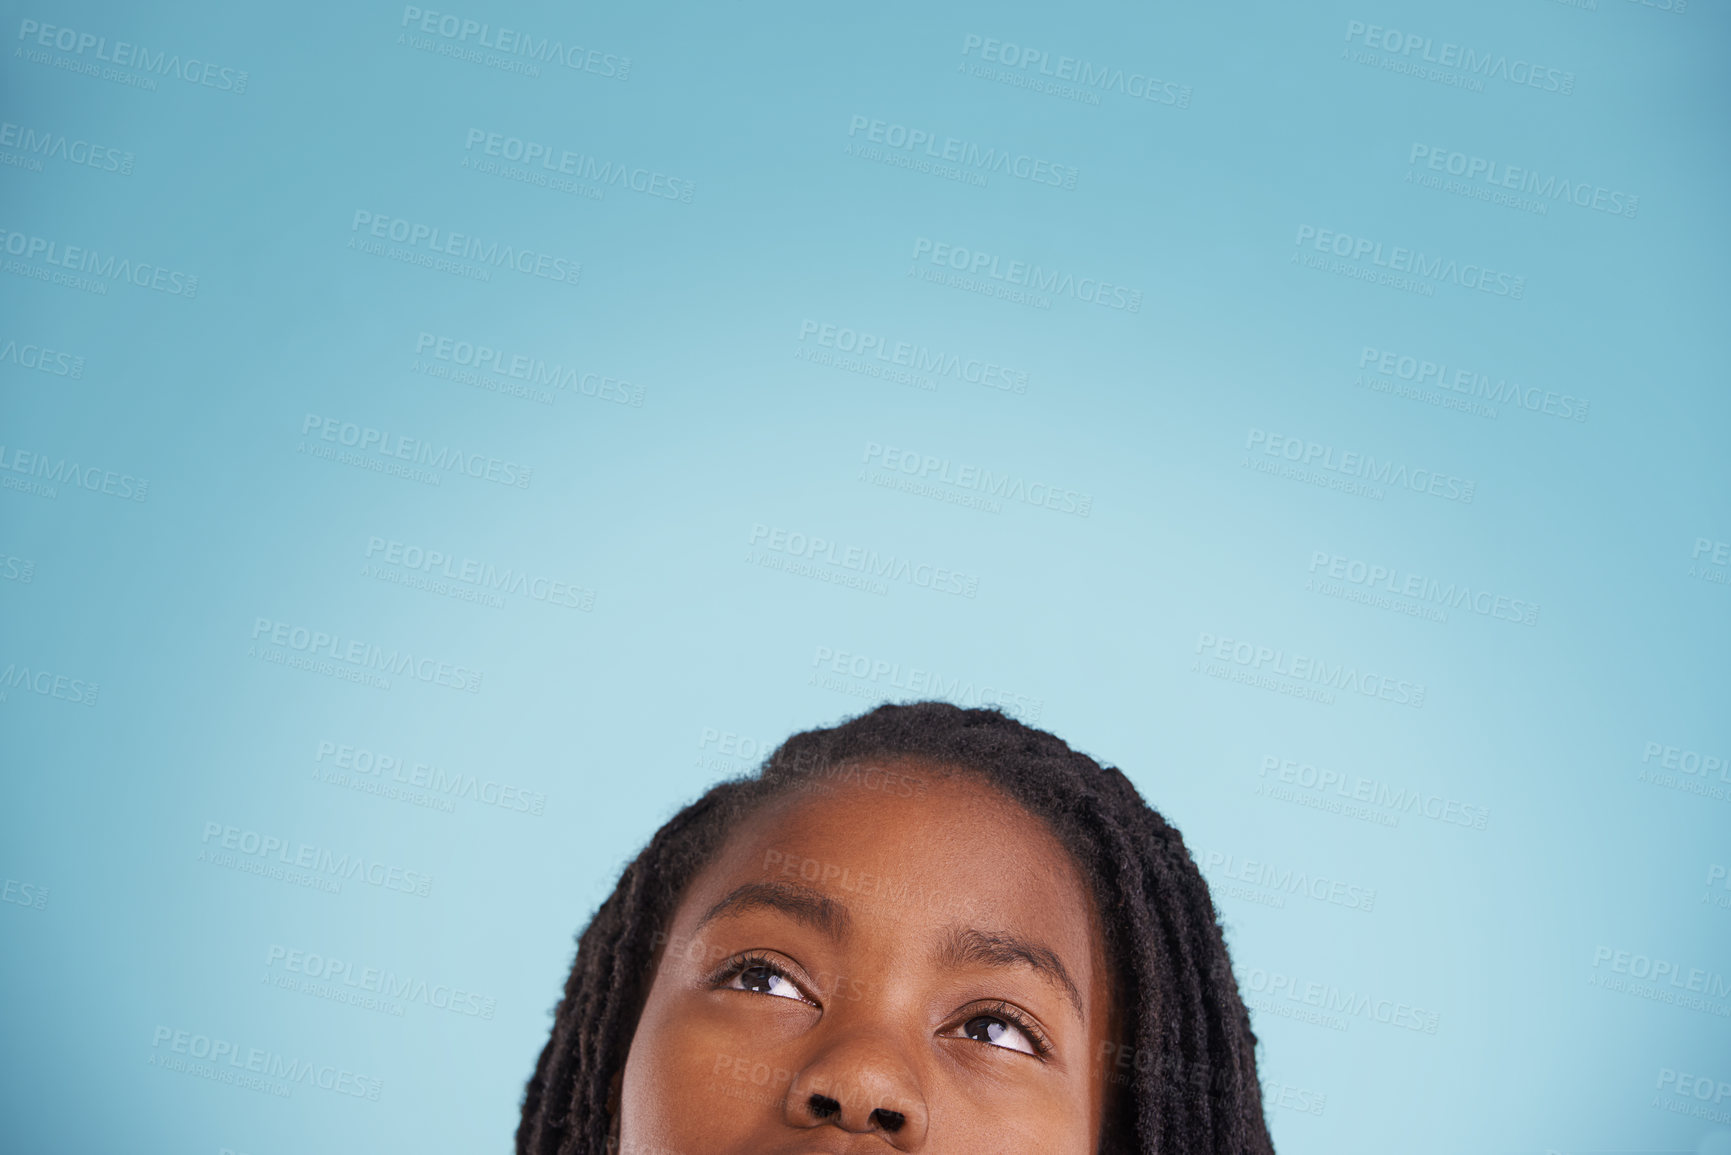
[{"x1": 753, "y1": 1138, "x2": 896, "y2": 1155}]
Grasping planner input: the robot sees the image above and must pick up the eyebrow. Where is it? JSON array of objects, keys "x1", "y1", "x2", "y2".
[
  {"x1": 695, "y1": 881, "x2": 853, "y2": 941},
  {"x1": 933, "y1": 925, "x2": 1084, "y2": 1021}
]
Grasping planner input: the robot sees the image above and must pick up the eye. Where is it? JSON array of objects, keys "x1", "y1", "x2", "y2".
[
  {"x1": 960, "y1": 1014, "x2": 1037, "y2": 1055},
  {"x1": 944, "y1": 1002, "x2": 1049, "y2": 1057},
  {"x1": 716, "y1": 955, "x2": 817, "y2": 1005}
]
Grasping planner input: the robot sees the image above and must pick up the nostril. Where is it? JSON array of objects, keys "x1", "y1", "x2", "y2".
[
  {"x1": 807, "y1": 1093, "x2": 841, "y2": 1120},
  {"x1": 870, "y1": 1109, "x2": 906, "y2": 1133}
]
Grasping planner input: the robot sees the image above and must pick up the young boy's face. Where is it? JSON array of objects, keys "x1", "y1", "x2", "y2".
[{"x1": 618, "y1": 763, "x2": 1116, "y2": 1154}]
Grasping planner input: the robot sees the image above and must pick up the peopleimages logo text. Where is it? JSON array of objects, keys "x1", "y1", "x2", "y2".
[
  {"x1": 1343, "y1": 20, "x2": 1574, "y2": 94},
  {"x1": 960, "y1": 34, "x2": 1191, "y2": 107},
  {"x1": 1246, "y1": 429, "x2": 1475, "y2": 503},
  {"x1": 463, "y1": 129, "x2": 692, "y2": 201},
  {"x1": 0, "y1": 662, "x2": 99, "y2": 706},
  {"x1": 201, "y1": 822, "x2": 433, "y2": 897},
  {"x1": 1198, "y1": 848, "x2": 1377, "y2": 912},
  {"x1": 266, "y1": 944, "x2": 497, "y2": 1019},
  {"x1": 862, "y1": 441, "x2": 1091, "y2": 516},
  {"x1": 349, "y1": 211, "x2": 579, "y2": 285},
  {"x1": 399, "y1": 6, "x2": 629, "y2": 78},
  {"x1": 1408, "y1": 144, "x2": 1636, "y2": 218},
  {"x1": 0, "y1": 227, "x2": 198, "y2": 296},
  {"x1": 315, "y1": 739, "x2": 548, "y2": 815},
  {"x1": 1308, "y1": 551, "x2": 1539, "y2": 626},
  {"x1": 300, "y1": 413, "x2": 532, "y2": 488},
  {"x1": 150, "y1": 1025, "x2": 381, "y2": 1099},
  {"x1": 809, "y1": 645, "x2": 1043, "y2": 721},
  {"x1": 0, "y1": 337, "x2": 84, "y2": 378},
  {"x1": 1294, "y1": 226, "x2": 1524, "y2": 298},
  {"x1": 1196, "y1": 631, "x2": 1426, "y2": 708},
  {"x1": 413, "y1": 332, "x2": 643, "y2": 406},
  {"x1": 251, "y1": 617, "x2": 483, "y2": 693},
  {"x1": 0, "y1": 444, "x2": 148, "y2": 501},
  {"x1": 0, "y1": 121, "x2": 132, "y2": 174},
  {"x1": 1257, "y1": 755, "x2": 1490, "y2": 829},
  {"x1": 1358, "y1": 346, "x2": 1588, "y2": 421},
  {"x1": 364, "y1": 536, "x2": 592, "y2": 611},
  {"x1": 747, "y1": 524, "x2": 979, "y2": 598},
  {"x1": 912, "y1": 237, "x2": 1141, "y2": 311},
  {"x1": 797, "y1": 321, "x2": 1027, "y2": 393},
  {"x1": 1592, "y1": 946, "x2": 1731, "y2": 999},
  {"x1": 16, "y1": 18, "x2": 250, "y2": 92},
  {"x1": 847, "y1": 115, "x2": 1078, "y2": 189}
]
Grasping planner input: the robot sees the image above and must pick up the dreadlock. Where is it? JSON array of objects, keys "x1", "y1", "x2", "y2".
[{"x1": 518, "y1": 701, "x2": 1274, "y2": 1154}]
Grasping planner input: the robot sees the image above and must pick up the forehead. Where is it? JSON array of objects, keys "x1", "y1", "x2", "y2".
[{"x1": 683, "y1": 764, "x2": 1101, "y2": 959}]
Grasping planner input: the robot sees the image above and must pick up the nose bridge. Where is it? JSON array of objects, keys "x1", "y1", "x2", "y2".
[{"x1": 784, "y1": 1019, "x2": 929, "y2": 1147}]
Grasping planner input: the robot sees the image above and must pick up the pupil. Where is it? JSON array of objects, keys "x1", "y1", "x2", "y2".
[
  {"x1": 964, "y1": 1015, "x2": 1004, "y2": 1043},
  {"x1": 742, "y1": 965, "x2": 778, "y2": 993}
]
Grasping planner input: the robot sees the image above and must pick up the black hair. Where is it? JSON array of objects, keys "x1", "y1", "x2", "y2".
[{"x1": 518, "y1": 701, "x2": 1274, "y2": 1154}]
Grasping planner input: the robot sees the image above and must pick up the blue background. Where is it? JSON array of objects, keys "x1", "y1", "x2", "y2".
[{"x1": 2, "y1": 1, "x2": 1728, "y2": 1151}]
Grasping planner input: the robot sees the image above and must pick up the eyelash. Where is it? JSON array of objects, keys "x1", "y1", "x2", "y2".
[
  {"x1": 710, "y1": 953, "x2": 816, "y2": 1004},
  {"x1": 708, "y1": 955, "x2": 1052, "y2": 1059},
  {"x1": 962, "y1": 999, "x2": 1053, "y2": 1059}
]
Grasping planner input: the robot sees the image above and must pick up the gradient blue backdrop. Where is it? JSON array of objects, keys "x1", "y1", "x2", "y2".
[{"x1": 3, "y1": 1, "x2": 1728, "y2": 1152}]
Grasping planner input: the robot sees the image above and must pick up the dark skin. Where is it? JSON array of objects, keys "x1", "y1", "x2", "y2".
[{"x1": 615, "y1": 762, "x2": 1117, "y2": 1154}]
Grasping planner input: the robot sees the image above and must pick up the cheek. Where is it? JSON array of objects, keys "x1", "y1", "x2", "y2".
[
  {"x1": 619, "y1": 991, "x2": 793, "y2": 1149},
  {"x1": 937, "y1": 1070, "x2": 1098, "y2": 1155}
]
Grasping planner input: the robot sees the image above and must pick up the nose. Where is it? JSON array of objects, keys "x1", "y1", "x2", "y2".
[{"x1": 782, "y1": 1033, "x2": 929, "y2": 1149}]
